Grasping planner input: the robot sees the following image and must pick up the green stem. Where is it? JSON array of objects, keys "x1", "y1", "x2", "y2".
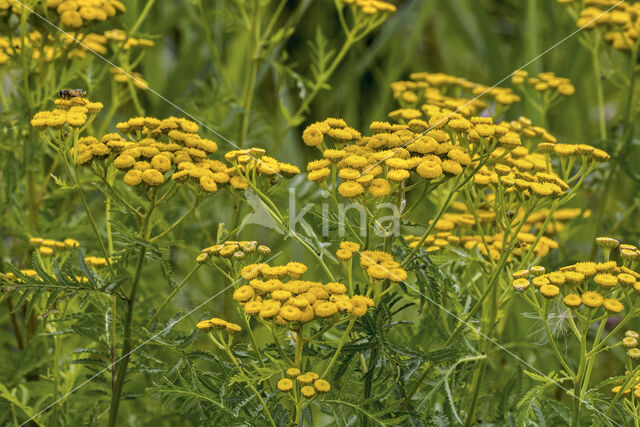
[
  {"x1": 108, "y1": 192, "x2": 156, "y2": 427},
  {"x1": 591, "y1": 33, "x2": 607, "y2": 143},
  {"x1": 218, "y1": 336, "x2": 277, "y2": 427},
  {"x1": 321, "y1": 318, "x2": 356, "y2": 378},
  {"x1": 295, "y1": 327, "x2": 304, "y2": 368},
  {"x1": 149, "y1": 204, "x2": 197, "y2": 242}
]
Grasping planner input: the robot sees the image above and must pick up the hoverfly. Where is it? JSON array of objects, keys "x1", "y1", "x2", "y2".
[{"x1": 57, "y1": 89, "x2": 87, "y2": 99}]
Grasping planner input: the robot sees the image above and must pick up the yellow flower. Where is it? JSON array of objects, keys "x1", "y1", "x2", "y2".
[
  {"x1": 209, "y1": 318, "x2": 228, "y2": 330},
  {"x1": 286, "y1": 368, "x2": 301, "y2": 377},
  {"x1": 296, "y1": 374, "x2": 313, "y2": 384},
  {"x1": 574, "y1": 262, "x2": 597, "y2": 277},
  {"x1": 628, "y1": 348, "x2": 640, "y2": 359},
  {"x1": 512, "y1": 278, "x2": 530, "y2": 292},
  {"x1": 338, "y1": 181, "x2": 364, "y2": 198},
  {"x1": 259, "y1": 300, "x2": 281, "y2": 318},
  {"x1": 367, "y1": 264, "x2": 388, "y2": 280},
  {"x1": 564, "y1": 271, "x2": 584, "y2": 285},
  {"x1": 336, "y1": 248, "x2": 353, "y2": 261},
  {"x1": 39, "y1": 246, "x2": 54, "y2": 256},
  {"x1": 595, "y1": 237, "x2": 619, "y2": 249},
  {"x1": 308, "y1": 167, "x2": 331, "y2": 182},
  {"x1": 622, "y1": 337, "x2": 638, "y2": 348},
  {"x1": 302, "y1": 124, "x2": 324, "y2": 146},
  {"x1": 582, "y1": 291, "x2": 604, "y2": 308},
  {"x1": 340, "y1": 241, "x2": 360, "y2": 252},
  {"x1": 441, "y1": 160, "x2": 462, "y2": 176},
  {"x1": 547, "y1": 272, "x2": 565, "y2": 286},
  {"x1": 563, "y1": 294, "x2": 581, "y2": 308},
  {"x1": 350, "y1": 299, "x2": 368, "y2": 316},
  {"x1": 286, "y1": 262, "x2": 307, "y2": 278},
  {"x1": 142, "y1": 169, "x2": 164, "y2": 186},
  {"x1": 230, "y1": 175, "x2": 248, "y2": 189},
  {"x1": 314, "y1": 379, "x2": 331, "y2": 393},
  {"x1": 539, "y1": 284, "x2": 559, "y2": 298},
  {"x1": 618, "y1": 273, "x2": 636, "y2": 287},
  {"x1": 301, "y1": 385, "x2": 316, "y2": 398},
  {"x1": 277, "y1": 378, "x2": 294, "y2": 392},
  {"x1": 387, "y1": 169, "x2": 410, "y2": 182},
  {"x1": 594, "y1": 273, "x2": 617, "y2": 288},
  {"x1": 627, "y1": 330, "x2": 640, "y2": 339},
  {"x1": 233, "y1": 285, "x2": 254, "y2": 302},
  {"x1": 226, "y1": 322, "x2": 242, "y2": 333},
  {"x1": 114, "y1": 154, "x2": 135, "y2": 170},
  {"x1": 199, "y1": 176, "x2": 218, "y2": 192},
  {"x1": 60, "y1": 10, "x2": 83, "y2": 28},
  {"x1": 325, "y1": 282, "x2": 347, "y2": 294},
  {"x1": 315, "y1": 301, "x2": 337, "y2": 317},
  {"x1": 604, "y1": 298, "x2": 624, "y2": 314},
  {"x1": 123, "y1": 170, "x2": 142, "y2": 186},
  {"x1": 388, "y1": 268, "x2": 407, "y2": 282},
  {"x1": 339, "y1": 168, "x2": 360, "y2": 180},
  {"x1": 196, "y1": 320, "x2": 213, "y2": 332},
  {"x1": 244, "y1": 300, "x2": 262, "y2": 315},
  {"x1": 416, "y1": 160, "x2": 442, "y2": 179},
  {"x1": 512, "y1": 270, "x2": 529, "y2": 279},
  {"x1": 279, "y1": 305, "x2": 301, "y2": 321}
]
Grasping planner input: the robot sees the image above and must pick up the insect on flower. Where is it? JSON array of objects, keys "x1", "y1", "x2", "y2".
[{"x1": 57, "y1": 89, "x2": 87, "y2": 99}]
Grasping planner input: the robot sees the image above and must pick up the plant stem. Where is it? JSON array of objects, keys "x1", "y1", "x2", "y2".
[
  {"x1": 591, "y1": 33, "x2": 607, "y2": 143},
  {"x1": 295, "y1": 327, "x2": 304, "y2": 368},
  {"x1": 217, "y1": 335, "x2": 277, "y2": 427},
  {"x1": 321, "y1": 318, "x2": 356, "y2": 377},
  {"x1": 108, "y1": 191, "x2": 155, "y2": 427}
]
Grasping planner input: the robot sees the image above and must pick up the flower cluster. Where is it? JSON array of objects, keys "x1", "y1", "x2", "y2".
[
  {"x1": 196, "y1": 240, "x2": 271, "y2": 263},
  {"x1": 335, "y1": 241, "x2": 361, "y2": 262},
  {"x1": 110, "y1": 68, "x2": 149, "y2": 90},
  {"x1": 621, "y1": 330, "x2": 640, "y2": 360},
  {"x1": 512, "y1": 238, "x2": 640, "y2": 315},
  {"x1": 69, "y1": 116, "x2": 224, "y2": 192},
  {"x1": 341, "y1": 0, "x2": 397, "y2": 15},
  {"x1": 303, "y1": 116, "x2": 473, "y2": 199},
  {"x1": 406, "y1": 228, "x2": 558, "y2": 260},
  {"x1": 31, "y1": 97, "x2": 103, "y2": 130},
  {"x1": 392, "y1": 71, "x2": 521, "y2": 108},
  {"x1": 277, "y1": 369, "x2": 331, "y2": 398},
  {"x1": 229, "y1": 260, "x2": 374, "y2": 325},
  {"x1": 196, "y1": 317, "x2": 242, "y2": 333},
  {"x1": 223, "y1": 148, "x2": 301, "y2": 189},
  {"x1": 404, "y1": 207, "x2": 586, "y2": 258},
  {"x1": 360, "y1": 250, "x2": 408, "y2": 282},
  {"x1": 237, "y1": 278, "x2": 374, "y2": 325},
  {"x1": 28, "y1": 237, "x2": 79, "y2": 256},
  {"x1": 558, "y1": 0, "x2": 640, "y2": 52},
  {"x1": 611, "y1": 368, "x2": 640, "y2": 398},
  {"x1": 45, "y1": 0, "x2": 126, "y2": 29},
  {"x1": 512, "y1": 71, "x2": 576, "y2": 96}
]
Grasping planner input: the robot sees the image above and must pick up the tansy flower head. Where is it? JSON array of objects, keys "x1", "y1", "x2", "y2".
[
  {"x1": 277, "y1": 378, "x2": 294, "y2": 392},
  {"x1": 563, "y1": 294, "x2": 581, "y2": 308},
  {"x1": 594, "y1": 273, "x2": 618, "y2": 288},
  {"x1": 604, "y1": 298, "x2": 624, "y2": 314},
  {"x1": 512, "y1": 278, "x2": 530, "y2": 292},
  {"x1": 582, "y1": 291, "x2": 604, "y2": 308},
  {"x1": 539, "y1": 284, "x2": 559, "y2": 298},
  {"x1": 301, "y1": 385, "x2": 316, "y2": 398},
  {"x1": 314, "y1": 379, "x2": 331, "y2": 393}
]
